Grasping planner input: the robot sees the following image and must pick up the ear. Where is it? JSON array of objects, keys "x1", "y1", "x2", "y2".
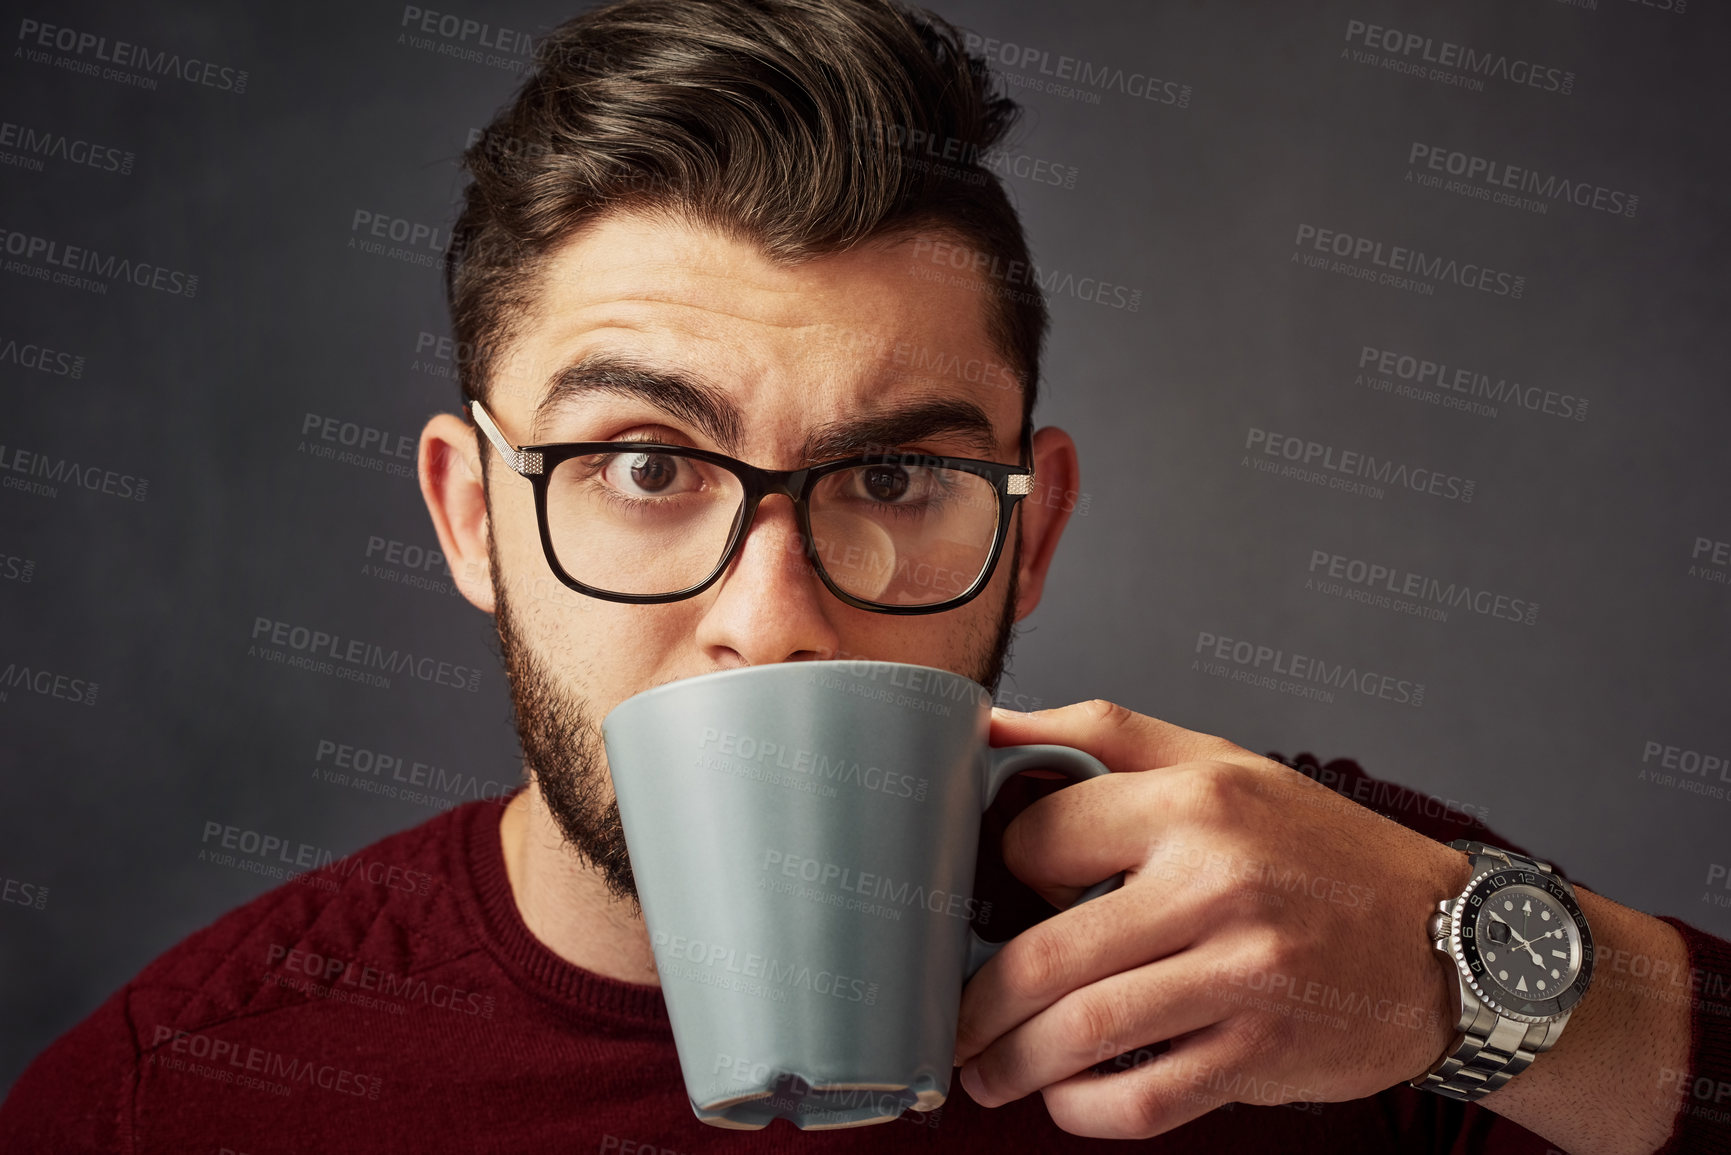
[
  {"x1": 1011, "y1": 426, "x2": 1080, "y2": 622},
  {"x1": 419, "y1": 412, "x2": 496, "y2": 615}
]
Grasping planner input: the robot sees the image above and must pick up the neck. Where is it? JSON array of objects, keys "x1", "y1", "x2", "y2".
[{"x1": 497, "y1": 784, "x2": 661, "y2": 986}]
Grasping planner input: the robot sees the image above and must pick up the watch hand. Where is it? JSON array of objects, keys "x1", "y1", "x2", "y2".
[{"x1": 1509, "y1": 929, "x2": 1544, "y2": 961}]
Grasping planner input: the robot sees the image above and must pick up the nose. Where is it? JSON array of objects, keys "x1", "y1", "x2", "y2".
[{"x1": 692, "y1": 494, "x2": 842, "y2": 667}]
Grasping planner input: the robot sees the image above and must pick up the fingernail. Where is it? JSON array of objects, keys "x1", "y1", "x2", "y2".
[{"x1": 991, "y1": 706, "x2": 1027, "y2": 718}]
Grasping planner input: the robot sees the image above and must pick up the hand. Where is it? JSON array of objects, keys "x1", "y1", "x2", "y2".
[{"x1": 951, "y1": 700, "x2": 1473, "y2": 1139}]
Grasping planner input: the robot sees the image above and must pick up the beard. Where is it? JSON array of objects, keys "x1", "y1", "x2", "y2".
[{"x1": 491, "y1": 532, "x2": 1024, "y2": 911}]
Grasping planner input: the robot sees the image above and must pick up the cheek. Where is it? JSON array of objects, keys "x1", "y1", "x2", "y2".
[
  {"x1": 533, "y1": 596, "x2": 704, "y2": 713},
  {"x1": 830, "y1": 598, "x2": 993, "y2": 670}
]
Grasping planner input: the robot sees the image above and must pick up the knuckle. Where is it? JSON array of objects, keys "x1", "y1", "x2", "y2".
[
  {"x1": 1240, "y1": 924, "x2": 1300, "y2": 978},
  {"x1": 999, "y1": 806, "x2": 1048, "y2": 880},
  {"x1": 1079, "y1": 698, "x2": 1136, "y2": 730},
  {"x1": 1060, "y1": 990, "x2": 1131, "y2": 1058},
  {"x1": 1175, "y1": 761, "x2": 1247, "y2": 821},
  {"x1": 1003, "y1": 928, "x2": 1074, "y2": 1005},
  {"x1": 1118, "y1": 1080, "x2": 1175, "y2": 1138}
]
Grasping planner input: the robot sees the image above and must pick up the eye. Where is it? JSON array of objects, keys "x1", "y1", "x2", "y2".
[
  {"x1": 861, "y1": 464, "x2": 910, "y2": 502},
  {"x1": 602, "y1": 451, "x2": 692, "y2": 497}
]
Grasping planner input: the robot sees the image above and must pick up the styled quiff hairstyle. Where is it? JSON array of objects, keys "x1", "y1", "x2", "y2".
[{"x1": 445, "y1": 0, "x2": 1046, "y2": 436}]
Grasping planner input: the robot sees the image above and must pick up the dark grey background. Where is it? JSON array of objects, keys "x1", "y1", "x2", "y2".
[{"x1": 2, "y1": 0, "x2": 1726, "y2": 1096}]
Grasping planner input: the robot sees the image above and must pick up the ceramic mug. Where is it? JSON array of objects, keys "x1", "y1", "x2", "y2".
[{"x1": 603, "y1": 659, "x2": 1121, "y2": 1129}]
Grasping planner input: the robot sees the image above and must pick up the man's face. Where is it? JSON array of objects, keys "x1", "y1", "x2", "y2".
[{"x1": 429, "y1": 213, "x2": 1073, "y2": 904}]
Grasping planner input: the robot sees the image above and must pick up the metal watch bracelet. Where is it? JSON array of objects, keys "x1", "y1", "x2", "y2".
[{"x1": 1408, "y1": 840, "x2": 1572, "y2": 1103}]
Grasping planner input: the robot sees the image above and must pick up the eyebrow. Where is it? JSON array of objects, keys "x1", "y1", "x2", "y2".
[
  {"x1": 533, "y1": 354, "x2": 1001, "y2": 463},
  {"x1": 533, "y1": 354, "x2": 747, "y2": 450},
  {"x1": 800, "y1": 399, "x2": 1001, "y2": 462}
]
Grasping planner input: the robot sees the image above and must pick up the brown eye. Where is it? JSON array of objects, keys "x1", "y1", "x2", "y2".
[
  {"x1": 628, "y1": 453, "x2": 677, "y2": 493},
  {"x1": 862, "y1": 465, "x2": 910, "y2": 501},
  {"x1": 595, "y1": 451, "x2": 696, "y2": 498}
]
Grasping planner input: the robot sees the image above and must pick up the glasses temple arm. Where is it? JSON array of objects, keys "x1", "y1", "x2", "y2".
[{"x1": 467, "y1": 399, "x2": 539, "y2": 476}]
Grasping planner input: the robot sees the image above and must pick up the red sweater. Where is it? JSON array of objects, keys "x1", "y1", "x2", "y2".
[{"x1": 3, "y1": 754, "x2": 1726, "y2": 1154}]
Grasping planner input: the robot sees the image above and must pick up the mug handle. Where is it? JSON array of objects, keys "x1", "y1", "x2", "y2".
[{"x1": 964, "y1": 744, "x2": 1125, "y2": 978}]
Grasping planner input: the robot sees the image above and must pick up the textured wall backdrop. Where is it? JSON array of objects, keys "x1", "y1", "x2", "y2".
[{"x1": 2, "y1": 0, "x2": 1726, "y2": 1095}]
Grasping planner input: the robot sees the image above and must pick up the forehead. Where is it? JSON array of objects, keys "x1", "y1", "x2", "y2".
[{"x1": 493, "y1": 213, "x2": 1021, "y2": 452}]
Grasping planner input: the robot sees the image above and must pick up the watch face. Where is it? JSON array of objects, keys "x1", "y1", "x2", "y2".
[
  {"x1": 1475, "y1": 886, "x2": 1580, "y2": 999},
  {"x1": 1456, "y1": 870, "x2": 1594, "y2": 1021}
]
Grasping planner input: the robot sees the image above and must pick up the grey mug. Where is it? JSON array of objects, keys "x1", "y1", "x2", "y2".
[{"x1": 602, "y1": 659, "x2": 1122, "y2": 1130}]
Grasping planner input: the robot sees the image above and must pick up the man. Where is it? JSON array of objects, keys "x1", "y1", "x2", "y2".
[{"x1": 3, "y1": 0, "x2": 1726, "y2": 1151}]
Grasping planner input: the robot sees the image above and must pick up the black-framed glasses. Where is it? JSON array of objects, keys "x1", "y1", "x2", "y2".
[{"x1": 467, "y1": 399, "x2": 1034, "y2": 615}]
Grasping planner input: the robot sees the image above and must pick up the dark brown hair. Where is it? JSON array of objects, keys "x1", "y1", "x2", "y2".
[{"x1": 446, "y1": 0, "x2": 1046, "y2": 438}]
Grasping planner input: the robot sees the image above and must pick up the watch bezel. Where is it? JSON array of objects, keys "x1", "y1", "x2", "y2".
[{"x1": 1449, "y1": 868, "x2": 1594, "y2": 1023}]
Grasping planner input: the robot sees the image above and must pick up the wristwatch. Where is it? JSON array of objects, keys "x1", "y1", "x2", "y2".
[{"x1": 1410, "y1": 840, "x2": 1595, "y2": 1102}]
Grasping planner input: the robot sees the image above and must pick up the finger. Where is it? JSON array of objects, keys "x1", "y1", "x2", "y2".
[
  {"x1": 959, "y1": 951, "x2": 1225, "y2": 1110},
  {"x1": 955, "y1": 879, "x2": 1205, "y2": 1065},
  {"x1": 999, "y1": 769, "x2": 1153, "y2": 905},
  {"x1": 1039, "y1": 1021, "x2": 1292, "y2": 1140},
  {"x1": 989, "y1": 699, "x2": 1250, "y2": 773}
]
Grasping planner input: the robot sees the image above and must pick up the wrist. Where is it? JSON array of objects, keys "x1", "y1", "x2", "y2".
[
  {"x1": 1412, "y1": 843, "x2": 1592, "y2": 1102},
  {"x1": 1459, "y1": 887, "x2": 1688, "y2": 1155}
]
